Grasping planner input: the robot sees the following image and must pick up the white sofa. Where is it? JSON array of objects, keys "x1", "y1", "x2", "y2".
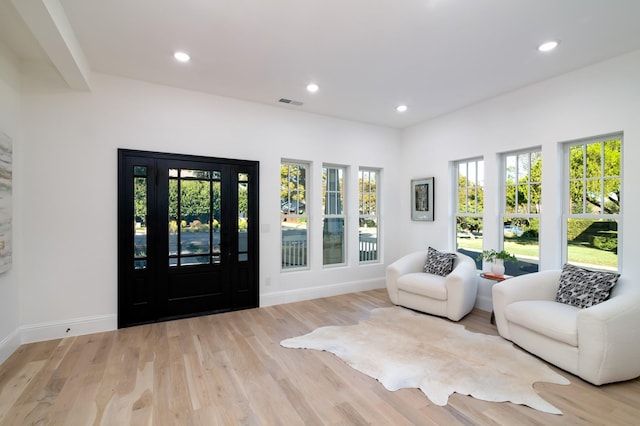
[
  {"x1": 386, "y1": 251, "x2": 478, "y2": 321},
  {"x1": 493, "y1": 270, "x2": 640, "y2": 385}
]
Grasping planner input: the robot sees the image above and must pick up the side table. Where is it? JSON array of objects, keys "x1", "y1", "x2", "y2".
[{"x1": 480, "y1": 272, "x2": 513, "y2": 324}]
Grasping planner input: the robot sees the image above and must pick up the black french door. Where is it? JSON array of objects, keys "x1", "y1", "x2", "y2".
[{"x1": 118, "y1": 149, "x2": 258, "y2": 328}]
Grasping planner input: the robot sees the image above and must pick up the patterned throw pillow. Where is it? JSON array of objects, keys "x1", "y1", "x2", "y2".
[
  {"x1": 423, "y1": 247, "x2": 457, "y2": 277},
  {"x1": 555, "y1": 263, "x2": 620, "y2": 309}
]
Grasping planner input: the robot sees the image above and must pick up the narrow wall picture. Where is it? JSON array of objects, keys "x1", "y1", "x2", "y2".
[
  {"x1": 411, "y1": 177, "x2": 434, "y2": 221},
  {"x1": 0, "y1": 131, "x2": 12, "y2": 273}
]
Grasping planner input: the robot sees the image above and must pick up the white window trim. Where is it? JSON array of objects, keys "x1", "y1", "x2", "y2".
[
  {"x1": 561, "y1": 133, "x2": 623, "y2": 271},
  {"x1": 453, "y1": 157, "x2": 484, "y2": 268},
  {"x1": 499, "y1": 147, "x2": 542, "y2": 274},
  {"x1": 322, "y1": 164, "x2": 347, "y2": 267},
  {"x1": 359, "y1": 167, "x2": 380, "y2": 264},
  {"x1": 281, "y1": 160, "x2": 310, "y2": 271}
]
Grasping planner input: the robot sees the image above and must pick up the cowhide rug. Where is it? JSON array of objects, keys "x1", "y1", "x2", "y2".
[{"x1": 280, "y1": 306, "x2": 570, "y2": 414}]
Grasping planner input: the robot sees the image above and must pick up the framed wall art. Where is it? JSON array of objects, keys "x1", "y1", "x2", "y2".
[{"x1": 411, "y1": 177, "x2": 434, "y2": 221}]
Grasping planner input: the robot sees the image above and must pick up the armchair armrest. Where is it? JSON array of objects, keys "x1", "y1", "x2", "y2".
[
  {"x1": 386, "y1": 251, "x2": 427, "y2": 304},
  {"x1": 445, "y1": 258, "x2": 478, "y2": 321},
  {"x1": 577, "y1": 278, "x2": 640, "y2": 385}
]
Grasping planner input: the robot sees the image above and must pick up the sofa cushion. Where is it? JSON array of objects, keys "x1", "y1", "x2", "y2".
[
  {"x1": 423, "y1": 246, "x2": 457, "y2": 277},
  {"x1": 397, "y1": 272, "x2": 447, "y2": 300},
  {"x1": 555, "y1": 263, "x2": 620, "y2": 309},
  {"x1": 505, "y1": 300, "x2": 580, "y2": 347}
]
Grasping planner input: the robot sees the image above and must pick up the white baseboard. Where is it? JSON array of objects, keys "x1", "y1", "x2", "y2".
[
  {"x1": 260, "y1": 278, "x2": 385, "y2": 307},
  {"x1": 3, "y1": 284, "x2": 489, "y2": 364},
  {"x1": 20, "y1": 314, "x2": 118, "y2": 344},
  {"x1": 0, "y1": 328, "x2": 21, "y2": 365}
]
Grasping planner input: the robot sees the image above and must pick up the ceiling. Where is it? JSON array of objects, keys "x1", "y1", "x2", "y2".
[{"x1": 2, "y1": 0, "x2": 640, "y2": 129}]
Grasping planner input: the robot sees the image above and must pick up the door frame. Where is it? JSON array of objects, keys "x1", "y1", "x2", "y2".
[{"x1": 117, "y1": 149, "x2": 259, "y2": 328}]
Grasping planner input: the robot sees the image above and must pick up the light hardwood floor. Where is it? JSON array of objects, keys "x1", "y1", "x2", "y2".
[{"x1": 1, "y1": 289, "x2": 639, "y2": 425}]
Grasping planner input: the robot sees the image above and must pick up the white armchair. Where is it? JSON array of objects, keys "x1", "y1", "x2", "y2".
[
  {"x1": 386, "y1": 251, "x2": 478, "y2": 321},
  {"x1": 493, "y1": 270, "x2": 640, "y2": 385}
]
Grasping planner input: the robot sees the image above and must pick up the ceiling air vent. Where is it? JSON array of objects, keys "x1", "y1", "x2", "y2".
[{"x1": 278, "y1": 98, "x2": 304, "y2": 106}]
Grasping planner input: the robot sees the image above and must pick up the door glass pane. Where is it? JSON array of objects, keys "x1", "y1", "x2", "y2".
[
  {"x1": 181, "y1": 256, "x2": 210, "y2": 266},
  {"x1": 133, "y1": 167, "x2": 147, "y2": 269},
  {"x1": 169, "y1": 179, "x2": 178, "y2": 258},
  {"x1": 169, "y1": 168, "x2": 219, "y2": 267},
  {"x1": 180, "y1": 179, "x2": 210, "y2": 257},
  {"x1": 238, "y1": 173, "x2": 249, "y2": 262},
  {"x1": 213, "y1": 178, "x2": 221, "y2": 263},
  {"x1": 181, "y1": 169, "x2": 210, "y2": 179}
]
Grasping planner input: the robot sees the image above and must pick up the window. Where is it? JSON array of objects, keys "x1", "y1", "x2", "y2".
[
  {"x1": 281, "y1": 162, "x2": 308, "y2": 269},
  {"x1": 455, "y1": 158, "x2": 484, "y2": 269},
  {"x1": 322, "y1": 165, "x2": 346, "y2": 266},
  {"x1": 359, "y1": 168, "x2": 379, "y2": 263},
  {"x1": 502, "y1": 149, "x2": 541, "y2": 275},
  {"x1": 565, "y1": 135, "x2": 621, "y2": 271}
]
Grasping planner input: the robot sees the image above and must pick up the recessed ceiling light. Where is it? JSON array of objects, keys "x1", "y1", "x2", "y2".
[
  {"x1": 174, "y1": 51, "x2": 190, "y2": 63},
  {"x1": 538, "y1": 41, "x2": 559, "y2": 52},
  {"x1": 306, "y1": 83, "x2": 319, "y2": 93},
  {"x1": 396, "y1": 105, "x2": 408, "y2": 113}
]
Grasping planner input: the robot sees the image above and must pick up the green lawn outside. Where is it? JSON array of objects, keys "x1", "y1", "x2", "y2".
[{"x1": 456, "y1": 237, "x2": 617, "y2": 268}]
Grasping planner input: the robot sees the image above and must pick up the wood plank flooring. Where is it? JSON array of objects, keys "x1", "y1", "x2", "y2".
[{"x1": 1, "y1": 289, "x2": 639, "y2": 425}]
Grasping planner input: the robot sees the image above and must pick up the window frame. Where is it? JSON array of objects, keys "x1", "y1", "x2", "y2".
[
  {"x1": 281, "y1": 160, "x2": 310, "y2": 271},
  {"x1": 500, "y1": 148, "x2": 542, "y2": 275},
  {"x1": 322, "y1": 164, "x2": 347, "y2": 267},
  {"x1": 562, "y1": 134, "x2": 622, "y2": 272},
  {"x1": 454, "y1": 157, "x2": 484, "y2": 270},
  {"x1": 358, "y1": 168, "x2": 380, "y2": 264}
]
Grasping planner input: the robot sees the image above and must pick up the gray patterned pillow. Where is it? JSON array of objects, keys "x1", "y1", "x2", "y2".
[
  {"x1": 423, "y1": 247, "x2": 457, "y2": 277},
  {"x1": 555, "y1": 263, "x2": 620, "y2": 309}
]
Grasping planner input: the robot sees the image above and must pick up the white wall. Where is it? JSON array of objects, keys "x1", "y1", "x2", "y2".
[
  {"x1": 0, "y1": 41, "x2": 22, "y2": 362},
  {"x1": 400, "y1": 50, "x2": 640, "y2": 309},
  {"x1": 5, "y1": 44, "x2": 640, "y2": 360},
  {"x1": 17, "y1": 73, "x2": 402, "y2": 342}
]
